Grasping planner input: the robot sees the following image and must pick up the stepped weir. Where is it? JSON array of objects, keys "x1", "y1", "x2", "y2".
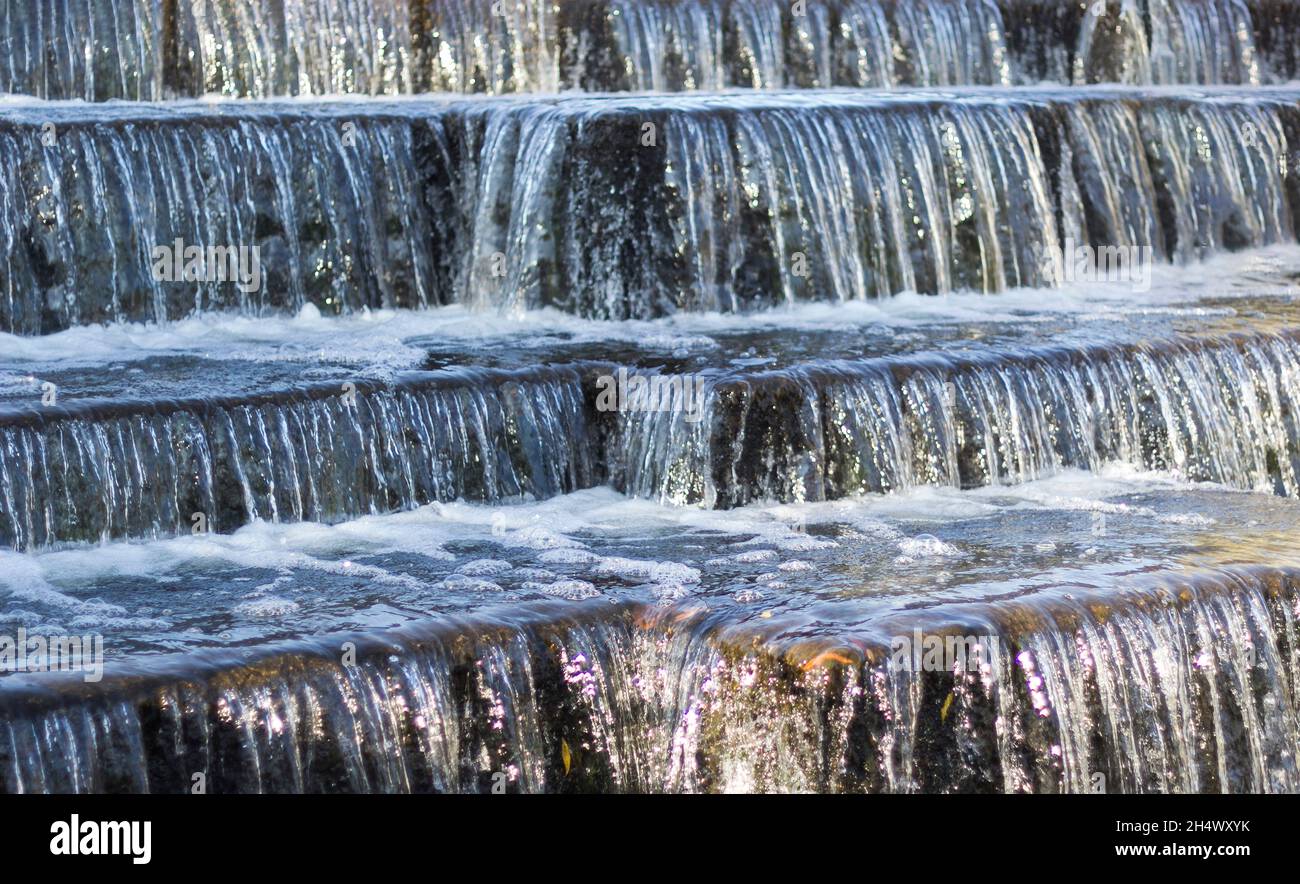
[{"x1": 3, "y1": 0, "x2": 1300, "y2": 795}]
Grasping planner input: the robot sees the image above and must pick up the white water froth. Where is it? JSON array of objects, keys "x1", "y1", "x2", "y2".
[
  {"x1": 4, "y1": 246, "x2": 1299, "y2": 369},
  {"x1": 0, "y1": 466, "x2": 1251, "y2": 634}
]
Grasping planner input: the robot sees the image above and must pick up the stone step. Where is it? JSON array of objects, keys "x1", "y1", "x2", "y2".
[
  {"x1": 3, "y1": 87, "x2": 1298, "y2": 333},
  {"x1": 6, "y1": 302, "x2": 1300, "y2": 547},
  {"x1": 2, "y1": 476, "x2": 1296, "y2": 792}
]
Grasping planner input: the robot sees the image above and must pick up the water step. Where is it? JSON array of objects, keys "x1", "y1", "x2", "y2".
[
  {"x1": 3, "y1": 477, "x2": 1297, "y2": 792},
  {"x1": 0, "y1": 605, "x2": 642, "y2": 794},
  {"x1": 3, "y1": 87, "x2": 1298, "y2": 332},
  {"x1": 667, "y1": 560, "x2": 1300, "y2": 794},
  {"x1": 3, "y1": 0, "x2": 1296, "y2": 101},
  {"x1": 0, "y1": 364, "x2": 597, "y2": 550},
  {"x1": 618, "y1": 325, "x2": 1300, "y2": 506},
  {"x1": 7, "y1": 301, "x2": 1300, "y2": 548}
]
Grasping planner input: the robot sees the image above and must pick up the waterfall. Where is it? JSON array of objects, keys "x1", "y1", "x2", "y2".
[
  {"x1": 3, "y1": 0, "x2": 1298, "y2": 100},
  {"x1": 0, "y1": 370, "x2": 595, "y2": 550},
  {"x1": 3, "y1": 565, "x2": 1296, "y2": 793},
  {"x1": 1148, "y1": 0, "x2": 1261, "y2": 83},
  {"x1": 613, "y1": 330, "x2": 1300, "y2": 506},
  {"x1": 0, "y1": 108, "x2": 439, "y2": 334},
  {"x1": 4, "y1": 90, "x2": 1295, "y2": 332},
  {"x1": 0, "y1": 609, "x2": 675, "y2": 793},
  {"x1": 0, "y1": 0, "x2": 160, "y2": 101},
  {"x1": 173, "y1": 0, "x2": 417, "y2": 98},
  {"x1": 8, "y1": 326, "x2": 1300, "y2": 549},
  {"x1": 5, "y1": 0, "x2": 1300, "y2": 799},
  {"x1": 1011, "y1": 569, "x2": 1300, "y2": 793}
]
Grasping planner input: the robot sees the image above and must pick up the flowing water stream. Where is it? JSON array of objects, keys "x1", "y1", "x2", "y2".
[
  {"x1": 5, "y1": 0, "x2": 1299, "y2": 99},
  {"x1": 3, "y1": 1, "x2": 1300, "y2": 793}
]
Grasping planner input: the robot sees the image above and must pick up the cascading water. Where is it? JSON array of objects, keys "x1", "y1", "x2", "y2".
[
  {"x1": 0, "y1": 107, "x2": 439, "y2": 334},
  {"x1": 1011, "y1": 569, "x2": 1300, "y2": 794},
  {"x1": 0, "y1": 369, "x2": 595, "y2": 550},
  {"x1": 3, "y1": 89, "x2": 1295, "y2": 333},
  {"x1": 4, "y1": 0, "x2": 1297, "y2": 99},
  {"x1": 3, "y1": 554, "x2": 1298, "y2": 794},
  {"x1": 6, "y1": 321, "x2": 1300, "y2": 549},
  {"x1": 613, "y1": 330, "x2": 1300, "y2": 506},
  {"x1": 0, "y1": 0, "x2": 160, "y2": 101},
  {"x1": 5, "y1": 0, "x2": 1300, "y2": 798}
]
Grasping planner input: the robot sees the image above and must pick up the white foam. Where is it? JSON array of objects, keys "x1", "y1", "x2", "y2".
[
  {"x1": 233, "y1": 596, "x2": 301, "y2": 618},
  {"x1": 528, "y1": 579, "x2": 601, "y2": 600},
  {"x1": 0, "y1": 465, "x2": 1250, "y2": 636},
  {"x1": 591, "y1": 557, "x2": 702, "y2": 585},
  {"x1": 511, "y1": 567, "x2": 557, "y2": 581},
  {"x1": 502, "y1": 526, "x2": 585, "y2": 551},
  {"x1": 897, "y1": 534, "x2": 964, "y2": 558},
  {"x1": 456, "y1": 559, "x2": 514, "y2": 577},
  {"x1": 6, "y1": 244, "x2": 1298, "y2": 369},
  {"x1": 538, "y1": 548, "x2": 600, "y2": 565},
  {"x1": 436, "y1": 574, "x2": 505, "y2": 593}
]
